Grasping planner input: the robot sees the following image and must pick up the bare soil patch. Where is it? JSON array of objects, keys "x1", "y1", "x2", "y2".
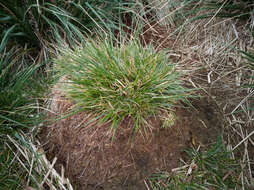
[{"x1": 40, "y1": 88, "x2": 222, "y2": 189}]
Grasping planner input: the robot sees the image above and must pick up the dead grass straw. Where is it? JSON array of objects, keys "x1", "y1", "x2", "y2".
[{"x1": 6, "y1": 132, "x2": 74, "y2": 190}]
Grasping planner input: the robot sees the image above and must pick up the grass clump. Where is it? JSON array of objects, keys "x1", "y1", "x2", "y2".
[
  {"x1": 0, "y1": 49, "x2": 45, "y2": 135},
  {"x1": 0, "y1": 49, "x2": 53, "y2": 189},
  {"x1": 0, "y1": 0, "x2": 135, "y2": 65},
  {"x1": 55, "y1": 37, "x2": 191, "y2": 137}
]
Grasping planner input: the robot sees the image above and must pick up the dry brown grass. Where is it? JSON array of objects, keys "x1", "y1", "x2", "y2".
[
  {"x1": 5, "y1": 132, "x2": 74, "y2": 190},
  {"x1": 149, "y1": 1, "x2": 254, "y2": 186}
]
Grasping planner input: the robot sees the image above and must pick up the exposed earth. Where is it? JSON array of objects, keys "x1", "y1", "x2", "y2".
[{"x1": 40, "y1": 90, "x2": 222, "y2": 189}]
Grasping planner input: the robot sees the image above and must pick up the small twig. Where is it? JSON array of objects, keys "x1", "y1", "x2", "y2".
[
  {"x1": 231, "y1": 90, "x2": 254, "y2": 114},
  {"x1": 27, "y1": 153, "x2": 35, "y2": 187},
  {"x1": 36, "y1": 0, "x2": 41, "y2": 14},
  {"x1": 39, "y1": 157, "x2": 57, "y2": 188},
  {"x1": 232, "y1": 130, "x2": 254, "y2": 151},
  {"x1": 171, "y1": 164, "x2": 189, "y2": 172},
  {"x1": 204, "y1": 0, "x2": 228, "y2": 27},
  {"x1": 188, "y1": 78, "x2": 198, "y2": 88},
  {"x1": 144, "y1": 179, "x2": 150, "y2": 190}
]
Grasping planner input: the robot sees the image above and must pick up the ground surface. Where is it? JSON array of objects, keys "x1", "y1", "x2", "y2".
[{"x1": 40, "y1": 90, "x2": 222, "y2": 190}]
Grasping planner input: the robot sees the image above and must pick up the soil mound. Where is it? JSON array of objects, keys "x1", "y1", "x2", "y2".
[{"x1": 40, "y1": 88, "x2": 221, "y2": 190}]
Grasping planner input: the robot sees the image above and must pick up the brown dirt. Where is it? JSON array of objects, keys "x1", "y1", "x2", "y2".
[{"x1": 40, "y1": 86, "x2": 222, "y2": 190}]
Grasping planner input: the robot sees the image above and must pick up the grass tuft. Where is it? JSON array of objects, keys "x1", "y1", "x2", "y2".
[
  {"x1": 55, "y1": 37, "x2": 192, "y2": 138},
  {"x1": 0, "y1": 49, "x2": 45, "y2": 135}
]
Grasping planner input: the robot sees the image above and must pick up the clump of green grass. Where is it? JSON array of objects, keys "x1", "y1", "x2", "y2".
[
  {"x1": 0, "y1": 49, "x2": 54, "y2": 189},
  {"x1": 147, "y1": 136, "x2": 246, "y2": 190},
  {"x1": 0, "y1": 0, "x2": 136, "y2": 64},
  {"x1": 0, "y1": 49, "x2": 43, "y2": 135},
  {"x1": 55, "y1": 37, "x2": 191, "y2": 137}
]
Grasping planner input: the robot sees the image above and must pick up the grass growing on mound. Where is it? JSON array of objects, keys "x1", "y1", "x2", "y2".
[{"x1": 55, "y1": 37, "x2": 192, "y2": 137}]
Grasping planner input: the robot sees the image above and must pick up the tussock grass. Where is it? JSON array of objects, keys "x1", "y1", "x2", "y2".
[
  {"x1": 0, "y1": 0, "x2": 132, "y2": 49},
  {"x1": 0, "y1": 48, "x2": 55, "y2": 189},
  {"x1": 0, "y1": 0, "x2": 137, "y2": 70},
  {"x1": 0, "y1": 49, "x2": 45, "y2": 135},
  {"x1": 55, "y1": 37, "x2": 192, "y2": 137}
]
